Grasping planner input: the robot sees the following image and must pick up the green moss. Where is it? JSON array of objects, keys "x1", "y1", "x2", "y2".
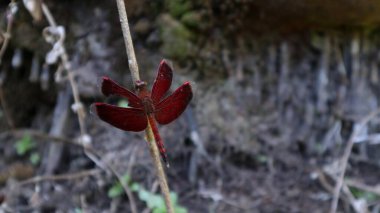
[
  {"x1": 158, "y1": 14, "x2": 194, "y2": 61},
  {"x1": 181, "y1": 11, "x2": 203, "y2": 29},
  {"x1": 166, "y1": 0, "x2": 191, "y2": 18}
]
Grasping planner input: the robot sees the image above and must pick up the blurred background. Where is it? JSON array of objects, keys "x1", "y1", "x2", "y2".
[{"x1": 1, "y1": 0, "x2": 380, "y2": 212}]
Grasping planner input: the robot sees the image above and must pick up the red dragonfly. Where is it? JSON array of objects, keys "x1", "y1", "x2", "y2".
[{"x1": 93, "y1": 60, "x2": 193, "y2": 167}]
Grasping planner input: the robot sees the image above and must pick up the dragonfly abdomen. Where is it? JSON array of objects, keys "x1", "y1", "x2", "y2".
[{"x1": 147, "y1": 115, "x2": 169, "y2": 167}]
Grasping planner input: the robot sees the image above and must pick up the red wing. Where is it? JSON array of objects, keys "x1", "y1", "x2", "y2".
[
  {"x1": 151, "y1": 60, "x2": 173, "y2": 104},
  {"x1": 154, "y1": 82, "x2": 193, "y2": 125},
  {"x1": 101, "y1": 76, "x2": 143, "y2": 108},
  {"x1": 93, "y1": 103, "x2": 147, "y2": 132}
]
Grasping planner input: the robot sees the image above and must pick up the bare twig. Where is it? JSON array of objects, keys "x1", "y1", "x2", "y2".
[
  {"x1": 316, "y1": 169, "x2": 335, "y2": 194},
  {"x1": 40, "y1": 4, "x2": 137, "y2": 213},
  {"x1": 4, "y1": 128, "x2": 137, "y2": 211},
  {"x1": 341, "y1": 183, "x2": 368, "y2": 213},
  {"x1": 19, "y1": 169, "x2": 100, "y2": 186},
  {"x1": 320, "y1": 169, "x2": 368, "y2": 213},
  {"x1": 114, "y1": 0, "x2": 174, "y2": 212},
  {"x1": 146, "y1": 123, "x2": 175, "y2": 213},
  {"x1": 106, "y1": 161, "x2": 137, "y2": 213},
  {"x1": 0, "y1": 1, "x2": 17, "y2": 128},
  {"x1": 330, "y1": 107, "x2": 380, "y2": 213},
  {"x1": 345, "y1": 178, "x2": 380, "y2": 197},
  {"x1": 41, "y1": 3, "x2": 57, "y2": 27},
  {"x1": 0, "y1": 129, "x2": 97, "y2": 152},
  {"x1": 0, "y1": 1, "x2": 16, "y2": 66},
  {"x1": 41, "y1": 3, "x2": 87, "y2": 136},
  {"x1": 114, "y1": 0, "x2": 140, "y2": 84},
  {"x1": 108, "y1": 152, "x2": 139, "y2": 212}
]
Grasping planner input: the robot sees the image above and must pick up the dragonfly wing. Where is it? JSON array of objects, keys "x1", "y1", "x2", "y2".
[
  {"x1": 93, "y1": 103, "x2": 147, "y2": 132},
  {"x1": 151, "y1": 60, "x2": 173, "y2": 104},
  {"x1": 101, "y1": 76, "x2": 143, "y2": 108},
  {"x1": 154, "y1": 82, "x2": 193, "y2": 125}
]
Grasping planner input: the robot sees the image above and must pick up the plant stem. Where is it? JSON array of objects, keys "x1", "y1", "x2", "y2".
[
  {"x1": 330, "y1": 107, "x2": 380, "y2": 213},
  {"x1": 41, "y1": 3, "x2": 138, "y2": 213},
  {"x1": 146, "y1": 122, "x2": 175, "y2": 213},
  {"x1": 115, "y1": 0, "x2": 140, "y2": 84},
  {"x1": 0, "y1": 0, "x2": 16, "y2": 66},
  {"x1": 41, "y1": 3, "x2": 87, "y2": 136},
  {"x1": 114, "y1": 0, "x2": 174, "y2": 212}
]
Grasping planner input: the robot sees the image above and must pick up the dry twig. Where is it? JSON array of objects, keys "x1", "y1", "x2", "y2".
[
  {"x1": 320, "y1": 169, "x2": 368, "y2": 213},
  {"x1": 345, "y1": 179, "x2": 380, "y2": 197},
  {"x1": 105, "y1": 161, "x2": 137, "y2": 213},
  {"x1": 39, "y1": 3, "x2": 138, "y2": 213},
  {"x1": 116, "y1": 0, "x2": 174, "y2": 213},
  {"x1": 19, "y1": 169, "x2": 100, "y2": 186},
  {"x1": 1, "y1": 129, "x2": 82, "y2": 147},
  {"x1": 114, "y1": 0, "x2": 140, "y2": 84},
  {"x1": 145, "y1": 123, "x2": 174, "y2": 212},
  {"x1": 330, "y1": 107, "x2": 380, "y2": 213},
  {"x1": 41, "y1": 3, "x2": 86, "y2": 137},
  {"x1": 0, "y1": 1, "x2": 16, "y2": 66},
  {"x1": 114, "y1": 0, "x2": 174, "y2": 212},
  {"x1": 0, "y1": 1, "x2": 17, "y2": 128}
]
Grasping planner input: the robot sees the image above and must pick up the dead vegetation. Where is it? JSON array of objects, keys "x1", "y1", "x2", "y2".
[{"x1": 1, "y1": 1, "x2": 380, "y2": 212}]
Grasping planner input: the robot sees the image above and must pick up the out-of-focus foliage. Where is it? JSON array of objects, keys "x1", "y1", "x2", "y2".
[
  {"x1": 108, "y1": 172, "x2": 187, "y2": 213},
  {"x1": 15, "y1": 135, "x2": 35, "y2": 156}
]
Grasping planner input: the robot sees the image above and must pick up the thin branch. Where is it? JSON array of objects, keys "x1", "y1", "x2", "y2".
[
  {"x1": 114, "y1": 0, "x2": 174, "y2": 212},
  {"x1": 106, "y1": 162, "x2": 138, "y2": 213},
  {"x1": 330, "y1": 107, "x2": 380, "y2": 213},
  {"x1": 41, "y1": 3, "x2": 87, "y2": 136},
  {"x1": 146, "y1": 123, "x2": 175, "y2": 213},
  {"x1": 40, "y1": 4, "x2": 137, "y2": 213},
  {"x1": 41, "y1": 3, "x2": 57, "y2": 27},
  {"x1": 0, "y1": 2, "x2": 17, "y2": 128},
  {"x1": 19, "y1": 169, "x2": 100, "y2": 186},
  {"x1": 0, "y1": 1, "x2": 16, "y2": 66},
  {"x1": 115, "y1": 0, "x2": 140, "y2": 84},
  {"x1": 320, "y1": 169, "x2": 368, "y2": 213},
  {"x1": 1, "y1": 129, "x2": 82, "y2": 147},
  {"x1": 345, "y1": 178, "x2": 380, "y2": 196},
  {"x1": 3, "y1": 128, "x2": 137, "y2": 211}
]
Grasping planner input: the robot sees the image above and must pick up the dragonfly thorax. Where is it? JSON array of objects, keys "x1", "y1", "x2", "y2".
[
  {"x1": 142, "y1": 97, "x2": 155, "y2": 114},
  {"x1": 136, "y1": 81, "x2": 154, "y2": 114}
]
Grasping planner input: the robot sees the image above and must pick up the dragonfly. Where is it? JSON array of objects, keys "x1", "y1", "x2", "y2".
[{"x1": 93, "y1": 60, "x2": 193, "y2": 167}]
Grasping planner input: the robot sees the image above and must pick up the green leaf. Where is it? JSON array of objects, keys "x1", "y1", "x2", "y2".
[
  {"x1": 121, "y1": 173, "x2": 131, "y2": 184},
  {"x1": 175, "y1": 206, "x2": 188, "y2": 213},
  {"x1": 15, "y1": 135, "x2": 35, "y2": 155},
  {"x1": 108, "y1": 183, "x2": 124, "y2": 198},
  {"x1": 153, "y1": 207, "x2": 166, "y2": 213},
  {"x1": 167, "y1": 0, "x2": 191, "y2": 18},
  {"x1": 170, "y1": 192, "x2": 178, "y2": 204},
  {"x1": 138, "y1": 189, "x2": 151, "y2": 202},
  {"x1": 131, "y1": 183, "x2": 140, "y2": 192},
  {"x1": 107, "y1": 172, "x2": 132, "y2": 198},
  {"x1": 147, "y1": 194, "x2": 165, "y2": 209},
  {"x1": 350, "y1": 187, "x2": 379, "y2": 202},
  {"x1": 181, "y1": 12, "x2": 202, "y2": 28},
  {"x1": 129, "y1": 180, "x2": 188, "y2": 213},
  {"x1": 29, "y1": 152, "x2": 40, "y2": 165}
]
